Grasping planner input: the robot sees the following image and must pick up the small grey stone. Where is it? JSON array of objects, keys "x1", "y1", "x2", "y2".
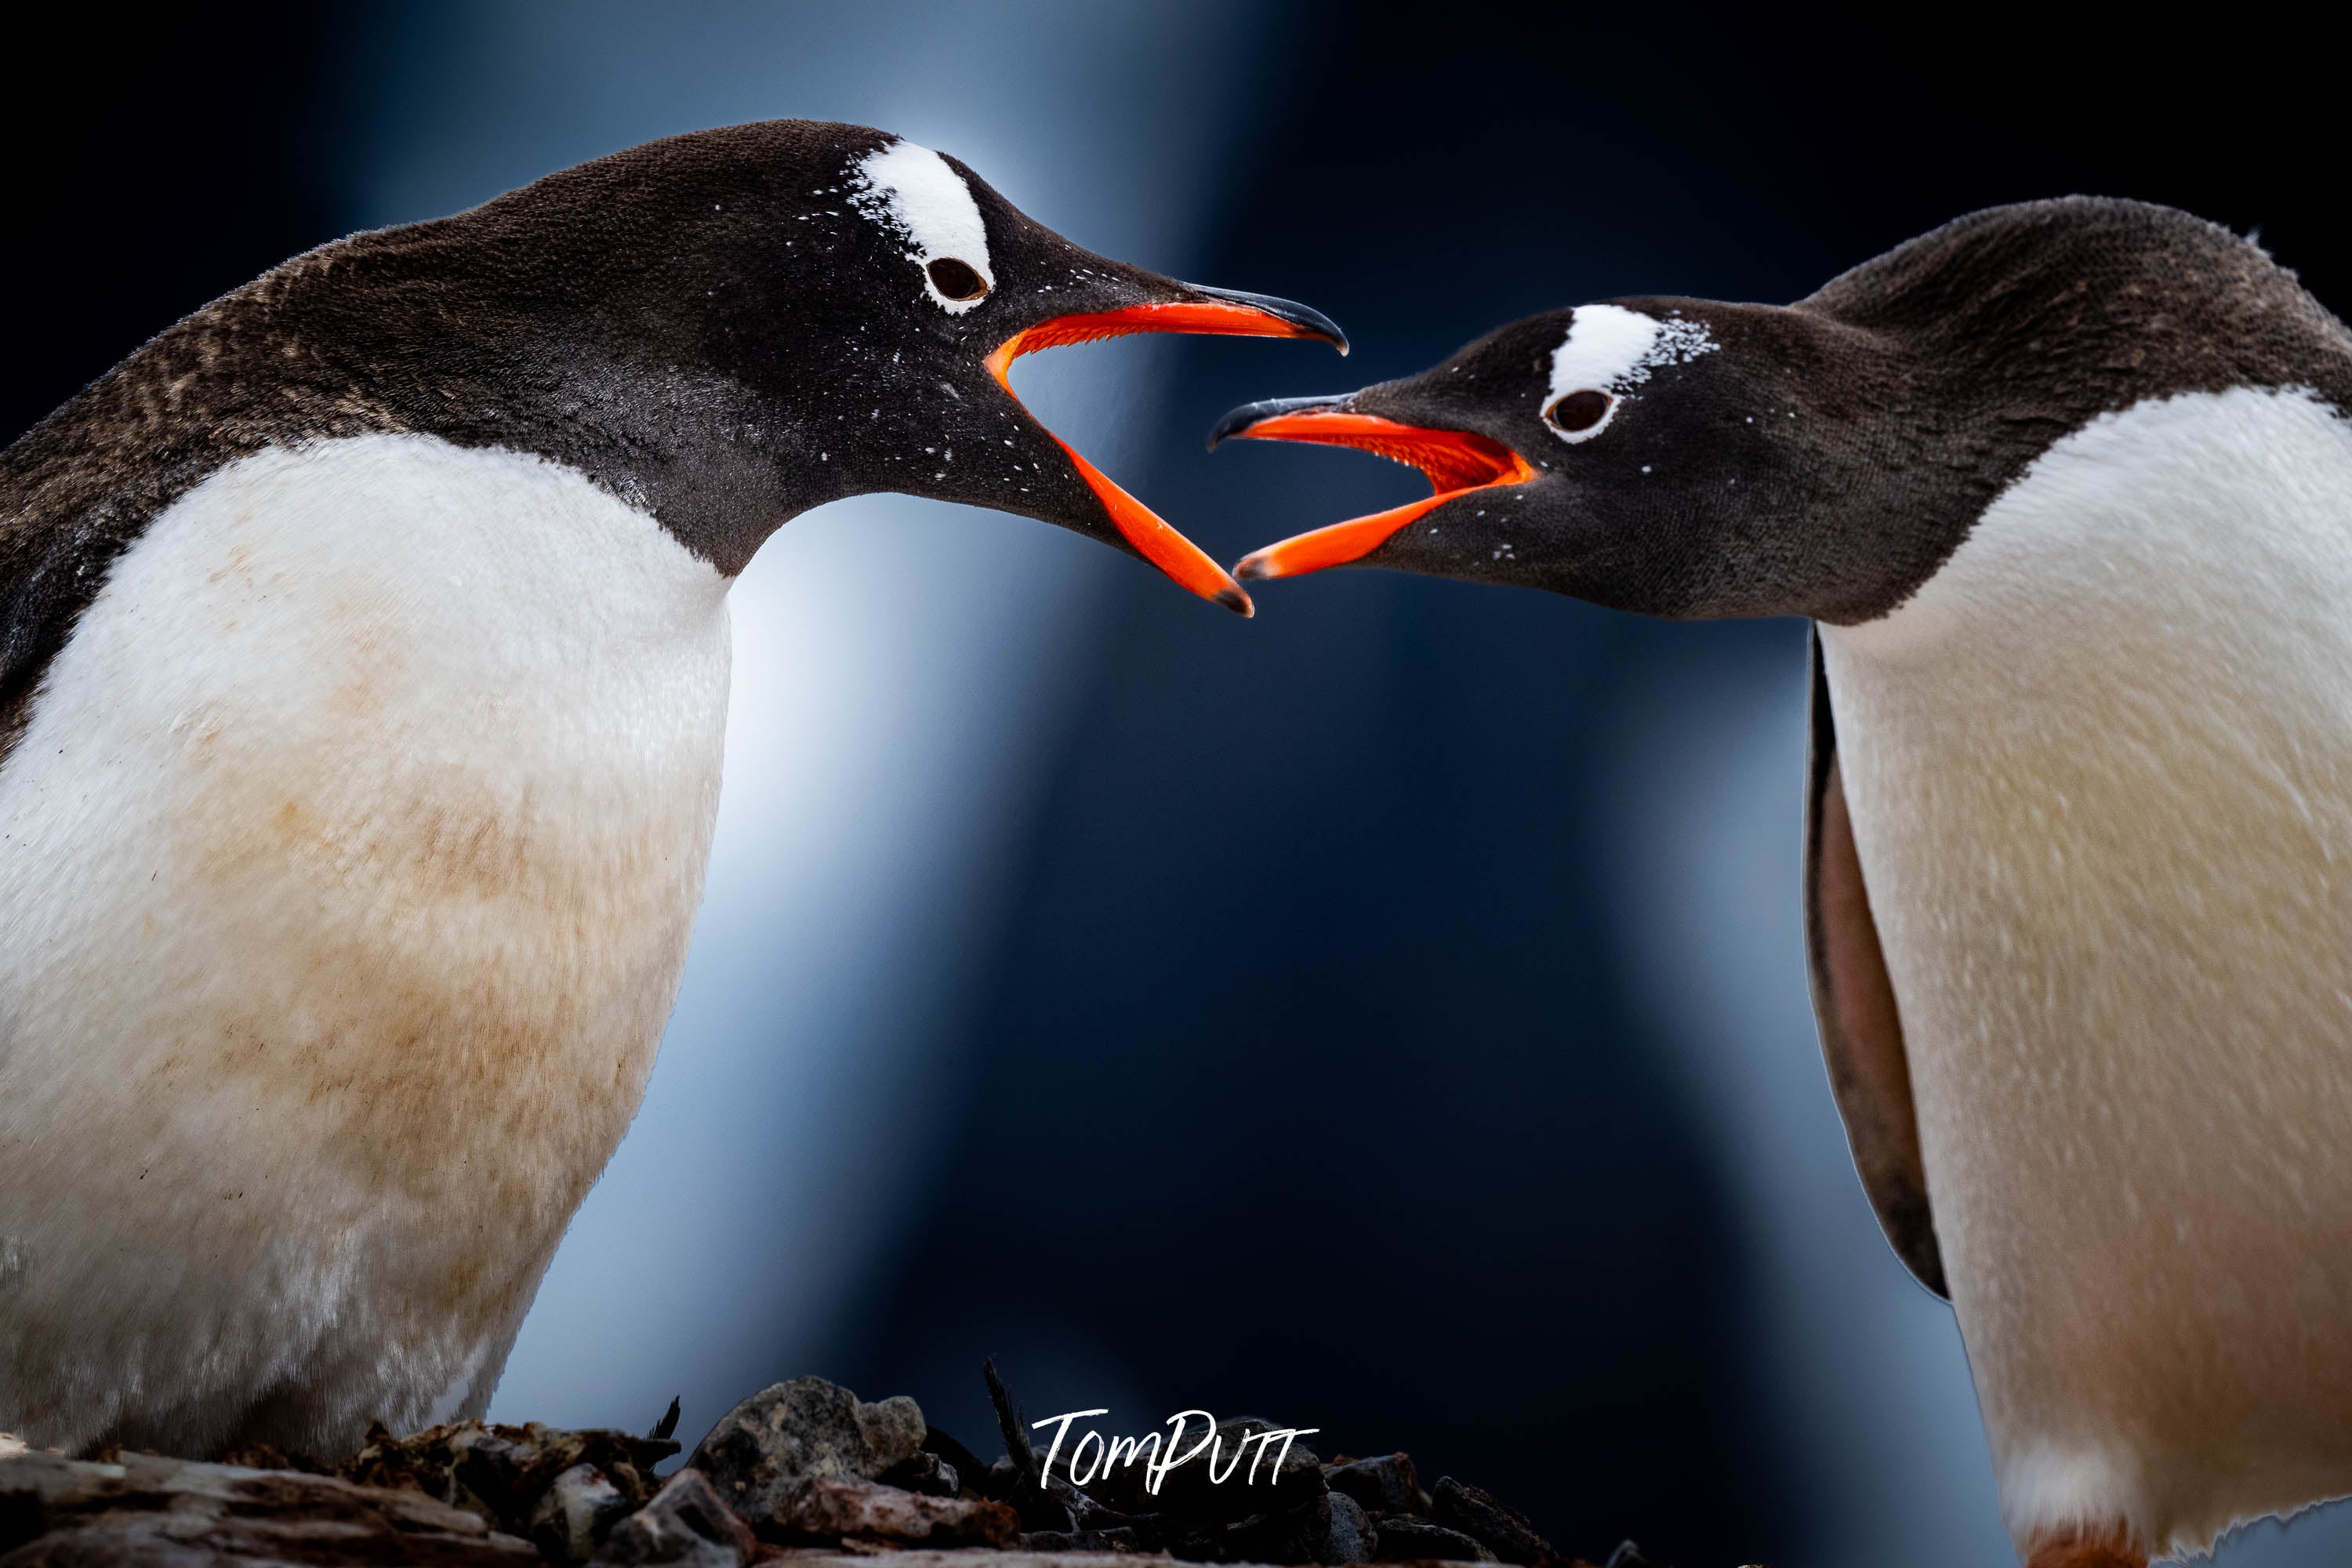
[
  {"x1": 593, "y1": 1469, "x2": 755, "y2": 1567},
  {"x1": 853, "y1": 1395, "x2": 926, "y2": 1473},
  {"x1": 877, "y1": 1450, "x2": 957, "y2": 1497},
  {"x1": 1221, "y1": 1490, "x2": 1335, "y2": 1563},
  {"x1": 1431, "y1": 1476, "x2": 1553, "y2": 1565},
  {"x1": 687, "y1": 1377, "x2": 924, "y2": 1525},
  {"x1": 532, "y1": 1463, "x2": 635, "y2": 1563},
  {"x1": 1325, "y1": 1452, "x2": 1419, "y2": 1515},
  {"x1": 1321, "y1": 1490, "x2": 1378, "y2": 1564}
]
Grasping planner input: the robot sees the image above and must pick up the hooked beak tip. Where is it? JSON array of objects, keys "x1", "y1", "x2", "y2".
[
  {"x1": 1207, "y1": 394, "x2": 1353, "y2": 454},
  {"x1": 1179, "y1": 282, "x2": 1348, "y2": 357}
]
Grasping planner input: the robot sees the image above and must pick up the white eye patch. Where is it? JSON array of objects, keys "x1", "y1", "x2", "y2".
[
  {"x1": 847, "y1": 139, "x2": 995, "y2": 314},
  {"x1": 1544, "y1": 303, "x2": 1718, "y2": 444}
]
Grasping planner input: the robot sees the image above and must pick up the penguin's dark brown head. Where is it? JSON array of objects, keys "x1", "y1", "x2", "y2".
[
  {"x1": 1216, "y1": 198, "x2": 2352, "y2": 624},
  {"x1": 310, "y1": 120, "x2": 1346, "y2": 614},
  {"x1": 1212, "y1": 298, "x2": 1916, "y2": 622}
]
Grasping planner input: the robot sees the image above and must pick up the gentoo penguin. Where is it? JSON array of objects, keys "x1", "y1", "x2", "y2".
[
  {"x1": 1214, "y1": 198, "x2": 2352, "y2": 1567},
  {"x1": 0, "y1": 120, "x2": 1341, "y2": 1461}
]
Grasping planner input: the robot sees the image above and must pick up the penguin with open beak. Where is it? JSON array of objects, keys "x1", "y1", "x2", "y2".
[
  {"x1": 0, "y1": 120, "x2": 1341, "y2": 1461},
  {"x1": 1217, "y1": 198, "x2": 2352, "y2": 1568}
]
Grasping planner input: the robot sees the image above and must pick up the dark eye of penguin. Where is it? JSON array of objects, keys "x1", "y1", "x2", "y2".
[
  {"x1": 1544, "y1": 389, "x2": 1612, "y2": 436},
  {"x1": 925, "y1": 257, "x2": 988, "y2": 302},
  {"x1": 1225, "y1": 301, "x2": 1726, "y2": 584}
]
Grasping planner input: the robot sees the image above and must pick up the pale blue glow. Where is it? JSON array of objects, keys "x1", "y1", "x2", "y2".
[{"x1": 341, "y1": 0, "x2": 1280, "y2": 1439}]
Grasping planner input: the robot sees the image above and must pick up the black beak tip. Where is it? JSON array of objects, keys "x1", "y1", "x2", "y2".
[
  {"x1": 1206, "y1": 393, "x2": 1353, "y2": 452},
  {"x1": 1184, "y1": 281, "x2": 1348, "y2": 356},
  {"x1": 1213, "y1": 584, "x2": 1256, "y2": 617}
]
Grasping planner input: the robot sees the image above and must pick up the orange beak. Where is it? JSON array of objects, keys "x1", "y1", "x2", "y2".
[
  {"x1": 987, "y1": 299, "x2": 1348, "y2": 616},
  {"x1": 1218, "y1": 408, "x2": 1535, "y2": 581}
]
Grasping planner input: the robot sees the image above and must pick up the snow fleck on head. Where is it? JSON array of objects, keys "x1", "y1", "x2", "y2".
[
  {"x1": 1541, "y1": 305, "x2": 1719, "y2": 445},
  {"x1": 847, "y1": 139, "x2": 995, "y2": 314}
]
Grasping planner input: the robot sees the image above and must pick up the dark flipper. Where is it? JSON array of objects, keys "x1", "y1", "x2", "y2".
[{"x1": 1803, "y1": 627, "x2": 1947, "y2": 1298}]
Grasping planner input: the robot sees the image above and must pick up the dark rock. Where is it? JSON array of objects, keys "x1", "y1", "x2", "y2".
[
  {"x1": 1374, "y1": 1519, "x2": 1498, "y2": 1563},
  {"x1": 767, "y1": 1475, "x2": 1019, "y2": 1548},
  {"x1": 1220, "y1": 1492, "x2": 1334, "y2": 1563},
  {"x1": 1324, "y1": 1453, "x2": 1418, "y2": 1516},
  {"x1": 532, "y1": 1464, "x2": 636, "y2": 1564},
  {"x1": 339, "y1": 1418, "x2": 673, "y2": 1536},
  {"x1": 1430, "y1": 1477, "x2": 1552, "y2": 1565},
  {"x1": 212, "y1": 1441, "x2": 327, "y2": 1475},
  {"x1": 877, "y1": 1451, "x2": 957, "y2": 1497},
  {"x1": 1005, "y1": 1481, "x2": 1074, "y2": 1534},
  {"x1": 593, "y1": 1470, "x2": 754, "y2": 1567},
  {"x1": 1082, "y1": 1415, "x2": 1325, "y2": 1525},
  {"x1": 0, "y1": 1448, "x2": 536, "y2": 1565},
  {"x1": 920, "y1": 1427, "x2": 989, "y2": 1496},
  {"x1": 687, "y1": 1377, "x2": 924, "y2": 1528},
  {"x1": 1320, "y1": 1490, "x2": 1377, "y2": 1565}
]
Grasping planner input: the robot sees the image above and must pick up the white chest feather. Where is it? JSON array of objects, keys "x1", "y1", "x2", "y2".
[
  {"x1": 0, "y1": 434, "x2": 731, "y2": 1456},
  {"x1": 1823, "y1": 387, "x2": 2352, "y2": 1554}
]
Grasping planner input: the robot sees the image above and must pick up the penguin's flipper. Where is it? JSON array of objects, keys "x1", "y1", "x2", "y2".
[{"x1": 1803, "y1": 627, "x2": 1949, "y2": 1298}]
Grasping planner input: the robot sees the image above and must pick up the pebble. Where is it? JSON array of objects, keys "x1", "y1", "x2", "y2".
[
  {"x1": 593, "y1": 1468, "x2": 757, "y2": 1567},
  {"x1": 1430, "y1": 1475, "x2": 1555, "y2": 1564},
  {"x1": 1374, "y1": 1519, "x2": 1499, "y2": 1562},
  {"x1": 690, "y1": 1375, "x2": 926, "y2": 1526}
]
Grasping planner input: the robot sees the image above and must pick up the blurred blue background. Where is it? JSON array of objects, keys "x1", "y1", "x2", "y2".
[{"x1": 11, "y1": 5, "x2": 2351, "y2": 1563}]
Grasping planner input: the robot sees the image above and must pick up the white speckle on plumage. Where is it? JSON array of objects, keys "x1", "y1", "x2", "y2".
[{"x1": 1544, "y1": 305, "x2": 1718, "y2": 446}]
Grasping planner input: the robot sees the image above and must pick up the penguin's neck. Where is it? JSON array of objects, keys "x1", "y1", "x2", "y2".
[
  {"x1": 1820, "y1": 385, "x2": 2352, "y2": 1553},
  {"x1": 1824, "y1": 383, "x2": 2352, "y2": 855}
]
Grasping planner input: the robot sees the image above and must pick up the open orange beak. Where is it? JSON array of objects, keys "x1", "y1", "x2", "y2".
[
  {"x1": 987, "y1": 295, "x2": 1347, "y2": 616},
  {"x1": 1211, "y1": 401, "x2": 1534, "y2": 580}
]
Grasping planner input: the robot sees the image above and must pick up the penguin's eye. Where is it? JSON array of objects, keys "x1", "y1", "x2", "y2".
[
  {"x1": 926, "y1": 258, "x2": 989, "y2": 302},
  {"x1": 1544, "y1": 389, "x2": 1614, "y2": 443}
]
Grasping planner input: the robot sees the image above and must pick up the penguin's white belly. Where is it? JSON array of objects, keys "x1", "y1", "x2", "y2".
[
  {"x1": 1824, "y1": 387, "x2": 2352, "y2": 1557},
  {"x1": 0, "y1": 434, "x2": 731, "y2": 1457}
]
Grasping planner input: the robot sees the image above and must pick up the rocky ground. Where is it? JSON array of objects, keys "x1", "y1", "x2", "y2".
[{"x1": 1, "y1": 1367, "x2": 1719, "y2": 1567}]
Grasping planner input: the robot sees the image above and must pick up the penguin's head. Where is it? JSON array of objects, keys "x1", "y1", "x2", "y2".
[
  {"x1": 1214, "y1": 198, "x2": 2350, "y2": 623},
  {"x1": 1212, "y1": 298, "x2": 1906, "y2": 622},
  {"x1": 397, "y1": 121, "x2": 1346, "y2": 613}
]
